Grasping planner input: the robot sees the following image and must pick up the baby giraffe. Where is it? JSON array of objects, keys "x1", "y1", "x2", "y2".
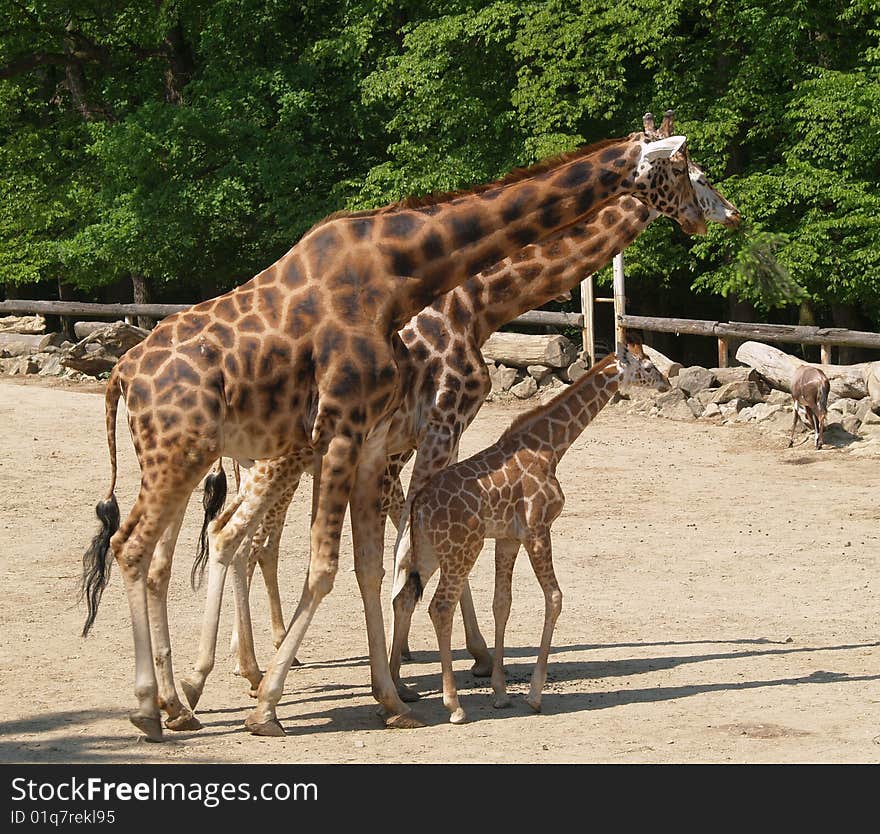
[{"x1": 391, "y1": 347, "x2": 670, "y2": 724}]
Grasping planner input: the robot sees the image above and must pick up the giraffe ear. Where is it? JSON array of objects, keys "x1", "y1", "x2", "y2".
[{"x1": 640, "y1": 135, "x2": 687, "y2": 163}]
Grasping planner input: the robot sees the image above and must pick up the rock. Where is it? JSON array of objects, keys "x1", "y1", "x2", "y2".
[
  {"x1": 720, "y1": 398, "x2": 747, "y2": 417},
  {"x1": 74, "y1": 320, "x2": 126, "y2": 340},
  {"x1": 674, "y1": 366, "x2": 716, "y2": 396},
  {"x1": 736, "y1": 405, "x2": 757, "y2": 422},
  {"x1": 0, "y1": 333, "x2": 45, "y2": 357},
  {"x1": 36, "y1": 353, "x2": 64, "y2": 376},
  {"x1": 751, "y1": 403, "x2": 784, "y2": 422},
  {"x1": 711, "y1": 380, "x2": 768, "y2": 405},
  {"x1": 510, "y1": 376, "x2": 538, "y2": 399},
  {"x1": 841, "y1": 415, "x2": 862, "y2": 435},
  {"x1": 710, "y1": 366, "x2": 766, "y2": 386},
  {"x1": 0, "y1": 314, "x2": 46, "y2": 334},
  {"x1": 701, "y1": 402, "x2": 722, "y2": 419},
  {"x1": 654, "y1": 388, "x2": 686, "y2": 408},
  {"x1": 489, "y1": 364, "x2": 519, "y2": 394},
  {"x1": 61, "y1": 321, "x2": 149, "y2": 376},
  {"x1": 855, "y1": 398, "x2": 879, "y2": 422},
  {"x1": 653, "y1": 388, "x2": 694, "y2": 421},
  {"x1": 527, "y1": 364, "x2": 553, "y2": 383},
  {"x1": 829, "y1": 397, "x2": 860, "y2": 416},
  {"x1": 36, "y1": 331, "x2": 67, "y2": 350},
  {"x1": 563, "y1": 356, "x2": 590, "y2": 383},
  {"x1": 685, "y1": 397, "x2": 703, "y2": 418},
  {"x1": 695, "y1": 389, "x2": 718, "y2": 407},
  {"x1": 8, "y1": 355, "x2": 40, "y2": 375},
  {"x1": 859, "y1": 406, "x2": 880, "y2": 425},
  {"x1": 539, "y1": 374, "x2": 565, "y2": 391},
  {"x1": 864, "y1": 363, "x2": 880, "y2": 410},
  {"x1": 766, "y1": 389, "x2": 791, "y2": 406}
]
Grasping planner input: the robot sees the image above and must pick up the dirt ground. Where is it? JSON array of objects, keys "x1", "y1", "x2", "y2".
[{"x1": 0, "y1": 375, "x2": 878, "y2": 764}]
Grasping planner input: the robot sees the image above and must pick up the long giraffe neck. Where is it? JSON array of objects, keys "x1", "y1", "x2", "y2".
[
  {"x1": 320, "y1": 134, "x2": 648, "y2": 331},
  {"x1": 503, "y1": 354, "x2": 623, "y2": 465},
  {"x1": 463, "y1": 196, "x2": 655, "y2": 346}
]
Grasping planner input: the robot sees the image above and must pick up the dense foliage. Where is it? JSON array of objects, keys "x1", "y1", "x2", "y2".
[{"x1": 2, "y1": 0, "x2": 879, "y2": 328}]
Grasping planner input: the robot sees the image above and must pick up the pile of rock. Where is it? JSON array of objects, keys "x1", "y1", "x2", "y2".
[
  {"x1": 617, "y1": 362, "x2": 880, "y2": 449},
  {"x1": 0, "y1": 314, "x2": 148, "y2": 378},
  {"x1": 483, "y1": 332, "x2": 593, "y2": 402}
]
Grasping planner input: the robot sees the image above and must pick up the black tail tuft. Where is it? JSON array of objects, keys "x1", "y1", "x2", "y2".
[
  {"x1": 409, "y1": 570, "x2": 424, "y2": 602},
  {"x1": 80, "y1": 495, "x2": 120, "y2": 637},
  {"x1": 192, "y1": 467, "x2": 227, "y2": 590}
]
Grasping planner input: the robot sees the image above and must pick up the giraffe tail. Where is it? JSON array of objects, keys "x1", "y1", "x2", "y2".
[
  {"x1": 192, "y1": 459, "x2": 229, "y2": 590},
  {"x1": 80, "y1": 369, "x2": 122, "y2": 636},
  {"x1": 403, "y1": 496, "x2": 425, "y2": 603}
]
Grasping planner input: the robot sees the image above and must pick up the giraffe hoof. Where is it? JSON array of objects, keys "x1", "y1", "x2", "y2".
[
  {"x1": 396, "y1": 683, "x2": 422, "y2": 703},
  {"x1": 449, "y1": 708, "x2": 467, "y2": 725},
  {"x1": 525, "y1": 696, "x2": 542, "y2": 713},
  {"x1": 130, "y1": 712, "x2": 163, "y2": 742},
  {"x1": 470, "y1": 658, "x2": 493, "y2": 677},
  {"x1": 493, "y1": 697, "x2": 512, "y2": 709},
  {"x1": 165, "y1": 711, "x2": 203, "y2": 732},
  {"x1": 385, "y1": 711, "x2": 426, "y2": 729},
  {"x1": 245, "y1": 715, "x2": 286, "y2": 737},
  {"x1": 180, "y1": 677, "x2": 202, "y2": 711}
]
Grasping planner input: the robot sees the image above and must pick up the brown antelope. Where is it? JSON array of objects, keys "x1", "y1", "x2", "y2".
[{"x1": 788, "y1": 365, "x2": 830, "y2": 449}]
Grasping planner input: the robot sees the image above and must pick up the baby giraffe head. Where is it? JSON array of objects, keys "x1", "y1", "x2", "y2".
[{"x1": 617, "y1": 345, "x2": 670, "y2": 392}]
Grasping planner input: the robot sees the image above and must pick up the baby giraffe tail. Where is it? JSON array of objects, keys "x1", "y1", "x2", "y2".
[
  {"x1": 405, "y1": 499, "x2": 426, "y2": 603},
  {"x1": 80, "y1": 370, "x2": 122, "y2": 636},
  {"x1": 191, "y1": 460, "x2": 228, "y2": 590}
]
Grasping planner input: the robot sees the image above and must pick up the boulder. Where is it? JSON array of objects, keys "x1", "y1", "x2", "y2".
[
  {"x1": 701, "y1": 402, "x2": 722, "y2": 419},
  {"x1": 61, "y1": 321, "x2": 149, "y2": 376},
  {"x1": 711, "y1": 380, "x2": 768, "y2": 405},
  {"x1": 751, "y1": 403, "x2": 784, "y2": 422},
  {"x1": 685, "y1": 397, "x2": 704, "y2": 418},
  {"x1": 674, "y1": 366, "x2": 716, "y2": 396},
  {"x1": 695, "y1": 388, "x2": 719, "y2": 407},
  {"x1": 510, "y1": 376, "x2": 538, "y2": 399},
  {"x1": 7, "y1": 355, "x2": 40, "y2": 375},
  {"x1": 766, "y1": 389, "x2": 792, "y2": 406},
  {"x1": 74, "y1": 320, "x2": 126, "y2": 340},
  {"x1": 489, "y1": 363, "x2": 519, "y2": 393},
  {"x1": 0, "y1": 314, "x2": 46, "y2": 334},
  {"x1": 527, "y1": 364, "x2": 553, "y2": 383},
  {"x1": 563, "y1": 356, "x2": 590, "y2": 383},
  {"x1": 829, "y1": 397, "x2": 860, "y2": 416}
]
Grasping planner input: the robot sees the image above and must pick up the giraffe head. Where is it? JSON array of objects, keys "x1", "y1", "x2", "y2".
[
  {"x1": 643, "y1": 110, "x2": 740, "y2": 230},
  {"x1": 627, "y1": 111, "x2": 705, "y2": 236},
  {"x1": 616, "y1": 346, "x2": 670, "y2": 392}
]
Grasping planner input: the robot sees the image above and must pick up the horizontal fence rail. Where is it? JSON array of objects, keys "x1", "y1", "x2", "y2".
[
  {"x1": 618, "y1": 314, "x2": 880, "y2": 350},
  {"x1": 3, "y1": 298, "x2": 879, "y2": 352}
]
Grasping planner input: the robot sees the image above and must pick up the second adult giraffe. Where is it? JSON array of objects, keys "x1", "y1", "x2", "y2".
[{"x1": 81, "y1": 116, "x2": 707, "y2": 740}]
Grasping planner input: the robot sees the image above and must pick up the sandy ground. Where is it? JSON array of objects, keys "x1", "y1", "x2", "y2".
[{"x1": 0, "y1": 375, "x2": 878, "y2": 764}]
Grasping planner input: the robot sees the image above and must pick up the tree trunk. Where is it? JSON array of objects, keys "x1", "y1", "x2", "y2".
[
  {"x1": 735, "y1": 340, "x2": 878, "y2": 400},
  {"x1": 132, "y1": 274, "x2": 155, "y2": 329}
]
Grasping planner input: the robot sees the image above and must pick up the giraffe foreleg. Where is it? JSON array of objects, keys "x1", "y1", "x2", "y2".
[
  {"x1": 146, "y1": 505, "x2": 202, "y2": 731},
  {"x1": 245, "y1": 438, "x2": 352, "y2": 736},
  {"x1": 350, "y1": 424, "x2": 424, "y2": 728},
  {"x1": 523, "y1": 530, "x2": 562, "y2": 713},
  {"x1": 181, "y1": 470, "x2": 276, "y2": 710},
  {"x1": 490, "y1": 538, "x2": 519, "y2": 709}
]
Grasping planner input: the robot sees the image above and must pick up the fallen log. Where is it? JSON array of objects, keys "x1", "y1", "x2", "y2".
[
  {"x1": 641, "y1": 345, "x2": 681, "y2": 378},
  {"x1": 481, "y1": 332, "x2": 577, "y2": 369},
  {"x1": 735, "y1": 341, "x2": 879, "y2": 400}
]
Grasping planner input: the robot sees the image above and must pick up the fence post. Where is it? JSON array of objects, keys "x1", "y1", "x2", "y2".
[
  {"x1": 717, "y1": 337, "x2": 729, "y2": 368},
  {"x1": 820, "y1": 343, "x2": 831, "y2": 364},
  {"x1": 612, "y1": 252, "x2": 626, "y2": 353},
  {"x1": 580, "y1": 273, "x2": 595, "y2": 364}
]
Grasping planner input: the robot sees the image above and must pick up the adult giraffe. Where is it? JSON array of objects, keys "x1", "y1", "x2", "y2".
[
  {"x1": 182, "y1": 112, "x2": 740, "y2": 710},
  {"x1": 80, "y1": 116, "x2": 707, "y2": 740}
]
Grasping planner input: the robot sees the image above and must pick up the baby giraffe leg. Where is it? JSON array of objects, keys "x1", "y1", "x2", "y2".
[
  {"x1": 459, "y1": 583, "x2": 493, "y2": 676},
  {"x1": 523, "y1": 531, "x2": 562, "y2": 713},
  {"x1": 490, "y1": 538, "x2": 519, "y2": 709},
  {"x1": 429, "y1": 562, "x2": 473, "y2": 725}
]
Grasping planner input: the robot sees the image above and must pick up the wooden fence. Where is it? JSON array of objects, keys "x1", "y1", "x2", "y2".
[{"x1": 3, "y1": 297, "x2": 880, "y2": 367}]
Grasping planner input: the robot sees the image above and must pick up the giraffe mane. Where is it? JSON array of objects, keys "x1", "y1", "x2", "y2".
[
  {"x1": 499, "y1": 352, "x2": 619, "y2": 440},
  {"x1": 306, "y1": 135, "x2": 638, "y2": 234}
]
